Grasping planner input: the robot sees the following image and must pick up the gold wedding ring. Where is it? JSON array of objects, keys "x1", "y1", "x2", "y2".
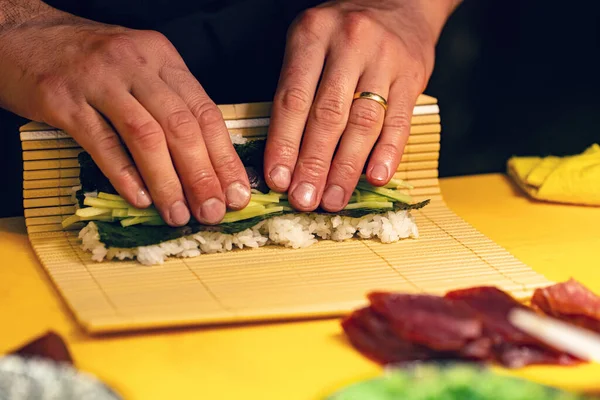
[{"x1": 353, "y1": 91, "x2": 388, "y2": 111}]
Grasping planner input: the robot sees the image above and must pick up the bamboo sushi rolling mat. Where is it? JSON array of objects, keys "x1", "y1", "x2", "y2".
[{"x1": 19, "y1": 94, "x2": 554, "y2": 334}]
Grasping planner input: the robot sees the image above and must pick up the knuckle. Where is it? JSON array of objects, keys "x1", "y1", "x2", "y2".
[
  {"x1": 313, "y1": 97, "x2": 346, "y2": 125},
  {"x1": 343, "y1": 11, "x2": 375, "y2": 42},
  {"x1": 152, "y1": 178, "x2": 182, "y2": 202},
  {"x1": 266, "y1": 136, "x2": 298, "y2": 162},
  {"x1": 104, "y1": 33, "x2": 136, "y2": 55},
  {"x1": 277, "y1": 86, "x2": 312, "y2": 114},
  {"x1": 405, "y1": 63, "x2": 427, "y2": 86},
  {"x1": 143, "y1": 29, "x2": 175, "y2": 55},
  {"x1": 95, "y1": 132, "x2": 123, "y2": 153},
  {"x1": 193, "y1": 102, "x2": 223, "y2": 128},
  {"x1": 213, "y1": 153, "x2": 241, "y2": 174},
  {"x1": 385, "y1": 111, "x2": 411, "y2": 131},
  {"x1": 332, "y1": 158, "x2": 361, "y2": 181},
  {"x1": 125, "y1": 119, "x2": 164, "y2": 151},
  {"x1": 348, "y1": 102, "x2": 382, "y2": 130},
  {"x1": 377, "y1": 34, "x2": 399, "y2": 61},
  {"x1": 44, "y1": 103, "x2": 83, "y2": 132},
  {"x1": 100, "y1": 34, "x2": 147, "y2": 66},
  {"x1": 113, "y1": 163, "x2": 138, "y2": 184},
  {"x1": 165, "y1": 110, "x2": 197, "y2": 139},
  {"x1": 297, "y1": 156, "x2": 329, "y2": 179},
  {"x1": 187, "y1": 169, "x2": 220, "y2": 193},
  {"x1": 144, "y1": 29, "x2": 168, "y2": 45},
  {"x1": 36, "y1": 73, "x2": 69, "y2": 100},
  {"x1": 376, "y1": 143, "x2": 401, "y2": 159},
  {"x1": 397, "y1": 50, "x2": 429, "y2": 87},
  {"x1": 293, "y1": 8, "x2": 326, "y2": 42}
]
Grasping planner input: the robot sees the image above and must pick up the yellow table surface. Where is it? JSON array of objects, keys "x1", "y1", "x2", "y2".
[{"x1": 2, "y1": 173, "x2": 600, "y2": 399}]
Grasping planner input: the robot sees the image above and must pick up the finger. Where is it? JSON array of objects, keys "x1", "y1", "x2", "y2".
[
  {"x1": 365, "y1": 78, "x2": 421, "y2": 187},
  {"x1": 63, "y1": 104, "x2": 152, "y2": 209},
  {"x1": 132, "y1": 76, "x2": 232, "y2": 225},
  {"x1": 89, "y1": 85, "x2": 190, "y2": 227},
  {"x1": 321, "y1": 75, "x2": 389, "y2": 212},
  {"x1": 287, "y1": 56, "x2": 361, "y2": 212},
  {"x1": 161, "y1": 68, "x2": 251, "y2": 212},
  {"x1": 263, "y1": 18, "x2": 330, "y2": 192}
]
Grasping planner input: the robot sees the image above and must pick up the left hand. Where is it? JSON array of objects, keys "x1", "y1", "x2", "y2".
[{"x1": 264, "y1": 0, "x2": 458, "y2": 212}]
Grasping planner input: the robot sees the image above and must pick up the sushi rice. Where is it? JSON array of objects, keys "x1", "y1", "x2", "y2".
[
  {"x1": 75, "y1": 132, "x2": 419, "y2": 265},
  {"x1": 79, "y1": 210, "x2": 419, "y2": 265}
]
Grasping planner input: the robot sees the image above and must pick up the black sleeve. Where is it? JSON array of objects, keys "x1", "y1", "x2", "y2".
[{"x1": 156, "y1": 0, "x2": 323, "y2": 104}]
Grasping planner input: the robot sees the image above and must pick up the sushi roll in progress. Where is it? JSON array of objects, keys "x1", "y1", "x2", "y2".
[{"x1": 63, "y1": 134, "x2": 429, "y2": 265}]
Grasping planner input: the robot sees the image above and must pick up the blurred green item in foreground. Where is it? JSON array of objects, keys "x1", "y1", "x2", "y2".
[{"x1": 327, "y1": 363, "x2": 588, "y2": 400}]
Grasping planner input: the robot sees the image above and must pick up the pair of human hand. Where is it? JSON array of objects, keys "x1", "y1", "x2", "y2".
[{"x1": 0, "y1": 0, "x2": 459, "y2": 226}]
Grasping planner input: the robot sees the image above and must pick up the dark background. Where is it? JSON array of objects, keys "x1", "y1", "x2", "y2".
[{"x1": 1, "y1": 0, "x2": 598, "y2": 218}]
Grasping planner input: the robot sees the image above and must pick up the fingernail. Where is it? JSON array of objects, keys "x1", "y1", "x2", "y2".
[
  {"x1": 136, "y1": 189, "x2": 152, "y2": 207},
  {"x1": 370, "y1": 164, "x2": 389, "y2": 183},
  {"x1": 226, "y1": 182, "x2": 250, "y2": 209},
  {"x1": 169, "y1": 200, "x2": 190, "y2": 226},
  {"x1": 322, "y1": 185, "x2": 346, "y2": 211},
  {"x1": 269, "y1": 165, "x2": 291, "y2": 190},
  {"x1": 290, "y1": 182, "x2": 317, "y2": 209},
  {"x1": 200, "y1": 197, "x2": 226, "y2": 225}
]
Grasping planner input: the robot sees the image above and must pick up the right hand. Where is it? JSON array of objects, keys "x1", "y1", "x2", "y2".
[{"x1": 0, "y1": 8, "x2": 251, "y2": 226}]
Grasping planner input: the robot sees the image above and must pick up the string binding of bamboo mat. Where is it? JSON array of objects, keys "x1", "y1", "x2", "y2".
[{"x1": 19, "y1": 94, "x2": 554, "y2": 334}]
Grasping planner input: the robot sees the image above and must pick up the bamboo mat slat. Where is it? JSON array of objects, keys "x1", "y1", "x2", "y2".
[
  {"x1": 23, "y1": 178, "x2": 81, "y2": 190},
  {"x1": 18, "y1": 95, "x2": 554, "y2": 334}
]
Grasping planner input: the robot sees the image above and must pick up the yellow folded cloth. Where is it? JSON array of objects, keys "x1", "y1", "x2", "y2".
[{"x1": 507, "y1": 143, "x2": 600, "y2": 206}]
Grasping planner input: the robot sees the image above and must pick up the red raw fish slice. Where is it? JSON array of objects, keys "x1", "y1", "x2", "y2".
[
  {"x1": 445, "y1": 286, "x2": 539, "y2": 345},
  {"x1": 368, "y1": 292, "x2": 482, "y2": 351},
  {"x1": 495, "y1": 343, "x2": 581, "y2": 369},
  {"x1": 341, "y1": 307, "x2": 434, "y2": 364},
  {"x1": 459, "y1": 337, "x2": 493, "y2": 360},
  {"x1": 532, "y1": 279, "x2": 600, "y2": 332}
]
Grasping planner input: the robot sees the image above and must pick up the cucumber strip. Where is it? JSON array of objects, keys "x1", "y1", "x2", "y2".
[
  {"x1": 361, "y1": 194, "x2": 390, "y2": 203},
  {"x1": 84, "y1": 196, "x2": 130, "y2": 209},
  {"x1": 358, "y1": 175, "x2": 414, "y2": 190},
  {"x1": 120, "y1": 216, "x2": 155, "y2": 227},
  {"x1": 355, "y1": 182, "x2": 413, "y2": 204},
  {"x1": 81, "y1": 215, "x2": 115, "y2": 222},
  {"x1": 126, "y1": 207, "x2": 160, "y2": 217},
  {"x1": 386, "y1": 178, "x2": 414, "y2": 190},
  {"x1": 61, "y1": 214, "x2": 81, "y2": 228},
  {"x1": 64, "y1": 214, "x2": 114, "y2": 228},
  {"x1": 75, "y1": 207, "x2": 111, "y2": 218},
  {"x1": 247, "y1": 201, "x2": 266, "y2": 207},
  {"x1": 220, "y1": 205, "x2": 283, "y2": 223},
  {"x1": 97, "y1": 192, "x2": 126, "y2": 202},
  {"x1": 271, "y1": 201, "x2": 293, "y2": 211},
  {"x1": 141, "y1": 217, "x2": 167, "y2": 226},
  {"x1": 112, "y1": 209, "x2": 128, "y2": 218},
  {"x1": 220, "y1": 204, "x2": 265, "y2": 223},
  {"x1": 269, "y1": 191, "x2": 287, "y2": 199},
  {"x1": 250, "y1": 193, "x2": 280, "y2": 204},
  {"x1": 349, "y1": 192, "x2": 388, "y2": 203},
  {"x1": 343, "y1": 201, "x2": 394, "y2": 210}
]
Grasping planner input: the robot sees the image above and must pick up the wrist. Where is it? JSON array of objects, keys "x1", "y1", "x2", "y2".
[
  {"x1": 0, "y1": 0, "x2": 57, "y2": 36},
  {"x1": 415, "y1": 0, "x2": 462, "y2": 43}
]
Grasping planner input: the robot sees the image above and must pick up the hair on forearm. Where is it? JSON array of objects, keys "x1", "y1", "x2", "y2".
[{"x1": 0, "y1": 0, "x2": 53, "y2": 35}]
